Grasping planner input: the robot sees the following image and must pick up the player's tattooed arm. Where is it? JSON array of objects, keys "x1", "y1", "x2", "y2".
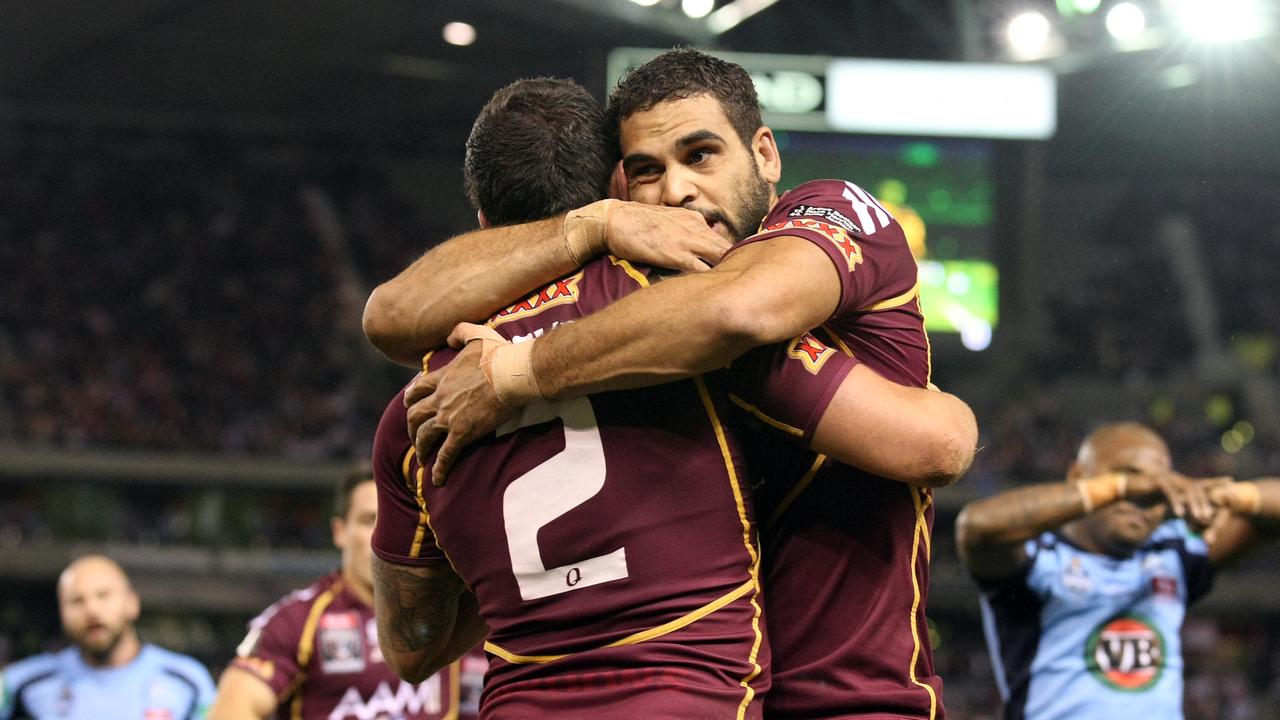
[{"x1": 372, "y1": 556, "x2": 487, "y2": 682}]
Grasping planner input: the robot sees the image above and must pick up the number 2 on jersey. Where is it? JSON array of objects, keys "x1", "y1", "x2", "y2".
[{"x1": 498, "y1": 397, "x2": 629, "y2": 601}]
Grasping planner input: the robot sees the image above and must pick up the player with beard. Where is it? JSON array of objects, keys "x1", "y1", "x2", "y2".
[
  {"x1": 208, "y1": 464, "x2": 481, "y2": 720},
  {"x1": 375, "y1": 49, "x2": 965, "y2": 719},
  {"x1": 956, "y1": 422, "x2": 1280, "y2": 720},
  {"x1": 0, "y1": 554, "x2": 215, "y2": 720}
]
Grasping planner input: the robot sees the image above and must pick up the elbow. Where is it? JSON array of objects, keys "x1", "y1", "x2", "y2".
[
  {"x1": 708, "y1": 292, "x2": 798, "y2": 350},
  {"x1": 363, "y1": 285, "x2": 430, "y2": 367},
  {"x1": 917, "y1": 397, "x2": 978, "y2": 488},
  {"x1": 381, "y1": 648, "x2": 443, "y2": 685},
  {"x1": 362, "y1": 285, "x2": 396, "y2": 350}
]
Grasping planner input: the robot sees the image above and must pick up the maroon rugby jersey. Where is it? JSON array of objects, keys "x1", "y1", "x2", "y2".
[
  {"x1": 373, "y1": 256, "x2": 856, "y2": 719},
  {"x1": 733, "y1": 179, "x2": 944, "y2": 720},
  {"x1": 231, "y1": 572, "x2": 482, "y2": 720}
]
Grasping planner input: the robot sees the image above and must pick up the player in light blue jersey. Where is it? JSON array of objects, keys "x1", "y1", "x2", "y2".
[
  {"x1": 955, "y1": 422, "x2": 1280, "y2": 720},
  {"x1": 0, "y1": 554, "x2": 214, "y2": 720}
]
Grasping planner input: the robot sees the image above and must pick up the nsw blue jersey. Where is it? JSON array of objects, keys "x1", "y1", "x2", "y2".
[
  {"x1": 0, "y1": 644, "x2": 214, "y2": 720},
  {"x1": 978, "y1": 519, "x2": 1212, "y2": 720}
]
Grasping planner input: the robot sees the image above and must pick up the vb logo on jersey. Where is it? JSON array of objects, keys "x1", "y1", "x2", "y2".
[{"x1": 1086, "y1": 614, "x2": 1165, "y2": 691}]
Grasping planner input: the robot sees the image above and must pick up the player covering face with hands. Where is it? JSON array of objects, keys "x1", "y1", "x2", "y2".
[{"x1": 956, "y1": 422, "x2": 1280, "y2": 720}]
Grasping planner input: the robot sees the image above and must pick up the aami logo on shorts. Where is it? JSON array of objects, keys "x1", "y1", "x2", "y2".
[
  {"x1": 766, "y1": 218, "x2": 863, "y2": 272},
  {"x1": 491, "y1": 272, "x2": 583, "y2": 328},
  {"x1": 1086, "y1": 614, "x2": 1165, "y2": 691}
]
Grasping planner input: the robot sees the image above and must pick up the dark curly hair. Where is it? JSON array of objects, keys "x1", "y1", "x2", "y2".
[
  {"x1": 606, "y1": 47, "x2": 762, "y2": 150},
  {"x1": 464, "y1": 78, "x2": 613, "y2": 226}
]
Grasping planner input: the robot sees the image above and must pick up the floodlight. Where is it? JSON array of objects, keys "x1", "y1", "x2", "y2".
[
  {"x1": 1007, "y1": 11, "x2": 1052, "y2": 59},
  {"x1": 1170, "y1": 0, "x2": 1269, "y2": 42},
  {"x1": 1106, "y1": 3, "x2": 1146, "y2": 41},
  {"x1": 442, "y1": 22, "x2": 476, "y2": 46},
  {"x1": 683, "y1": 0, "x2": 715, "y2": 18}
]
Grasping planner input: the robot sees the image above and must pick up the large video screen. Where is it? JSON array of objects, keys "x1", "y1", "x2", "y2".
[{"x1": 775, "y1": 133, "x2": 998, "y2": 350}]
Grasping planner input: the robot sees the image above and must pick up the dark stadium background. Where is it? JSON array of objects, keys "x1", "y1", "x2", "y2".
[{"x1": 3, "y1": 1, "x2": 1279, "y2": 717}]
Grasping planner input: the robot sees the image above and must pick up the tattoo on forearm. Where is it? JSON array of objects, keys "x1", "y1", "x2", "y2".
[{"x1": 372, "y1": 559, "x2": 459, "y2": 653}]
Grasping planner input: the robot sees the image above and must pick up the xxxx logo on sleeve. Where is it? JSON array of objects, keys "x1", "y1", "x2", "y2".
[
  {"x1": 1085, "y1": 614, "x2": 1165, "y2": 691},
  {"x1": 765, "y1": 219, "x2": 863, "y2": 272},
  {"x1": 490, "y1": 272, "x2": 584, "y2": 328}
]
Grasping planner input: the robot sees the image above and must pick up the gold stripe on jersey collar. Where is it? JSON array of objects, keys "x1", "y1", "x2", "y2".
[
  {"x1": 483, "y1": 577, "x2": 756, "y2": 665},
  {"x1": 727, "y1": 393, "x2": 804, "y2": 437},
  {"x1": 607, "y1": 255, "x2": 650, "y2": 288}
]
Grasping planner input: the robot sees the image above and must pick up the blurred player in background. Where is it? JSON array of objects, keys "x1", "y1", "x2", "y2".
[
  {"x1": 383, "y1": 48, "x2": 963, "y2": 719},
  {"x1": 0, "y1": 554, "x2": 215, "y2": 720},
  {"x1": 208, "y1": 464, "x2": 480, "y2": 720},
  {"x1": 956, "y1": 422, "x2": 1280, "y2": 720}
]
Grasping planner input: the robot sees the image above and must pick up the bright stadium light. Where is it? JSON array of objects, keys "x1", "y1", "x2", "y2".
[
  {"x1": 1007, "y1": 11, "x2": 1052, "y2": 59},
  {"x1": 1170, "y1": 0, "x2": 1269, "y2": 42},
  {"x1": 629, "y1": 0, "x2": 662, "y2": 6},
  {"x1": 1106, "y1": 3, "x2": 1146, "y2": 41},
  {"x1": 442, "y1": 21, "x2": 476, "y2": 46},
  {"x1": 682, "y1": 0, "x2": 715, "y2": 19}
]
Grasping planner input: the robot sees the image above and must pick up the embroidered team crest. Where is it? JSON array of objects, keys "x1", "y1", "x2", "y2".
[
  {"x1": 490, "y1": 272, "x2": 583, "y2": 328},
  {"x1": 319, "y1": 611, "x2": 367, "y2": 674},
  {"x1": 766, "y1": 218, "x2": 863, "y2": 272},
  {"x1": 1086, "y1": 614, "x2": 1165, "y2": 691},
  {"x1": 1062, "y1": 557, "x2": 1093, "y2": 595},
  {"x1": 786, "y1": 332, "x2": 836, "y2": 375}
]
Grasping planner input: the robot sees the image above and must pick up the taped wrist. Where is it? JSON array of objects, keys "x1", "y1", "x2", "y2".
[
  {"x1": 1227, "y1": 481, "x2": 1263, "y2": 515},
  {"x1": 563, "y1": 199, "x2": 616, "y2": 266},
  {"x1": 483, "y1": 340, "x2": 543, "y2": 408},
  {"x1": 1077, "y1": 473, "x2": 1128, "y2": 512}
]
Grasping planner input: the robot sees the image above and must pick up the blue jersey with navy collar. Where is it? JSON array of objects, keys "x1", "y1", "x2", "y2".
[
  {"x1": 0, "y1": 644, "x2": 214, "y2": 720},
  {"x1": 978, "y1": 519, "x2": 1213, "y2": 720}
]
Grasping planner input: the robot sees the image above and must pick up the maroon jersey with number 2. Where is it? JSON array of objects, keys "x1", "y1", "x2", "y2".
[
  {"x1": 231, "y1": 572, "x2": 479, "y2": 720},
  {"x1": 373, "y1": 255, "x2": 845, "y2": 720},
  {"x1": 732, "y1": 179, "x2": 945, "y2": 720}
]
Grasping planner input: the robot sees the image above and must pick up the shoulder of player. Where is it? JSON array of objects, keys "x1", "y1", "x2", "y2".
[
  {"x1": 485, "y1": 258, "x2": 647, "y2": 340},
  {"x1": 375, "y1": 390, "x2": 411, "y2": 445},
  {"x1": 139, "y1": 645, "x2": 214, "y2": 688},
  {"x1": 1, "y1": 651, "x2": 62, "y2": 685},
  {"x1": 250, "y1": 574, "x2": 342, "y2": 631}
]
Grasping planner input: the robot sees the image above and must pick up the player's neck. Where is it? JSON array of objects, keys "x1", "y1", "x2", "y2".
[
  {"x1": 1061, "y1": 520, "x2": 1131, "y2": 559},
  {"x1": 343, "y1": 569, "x2": 375, "y2": 607},
  {"x1": 82, "y1": 629, "x2": 141, "y2": 669}
]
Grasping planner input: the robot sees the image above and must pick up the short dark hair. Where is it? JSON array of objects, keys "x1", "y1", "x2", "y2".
[
  {"x1": 464, "y1": 77, "x2": 613, "y2": 226},
  {"x1": 334, "y1": 462, "x2": 373, "y2": 519},
  {"x1": 606, "y1": 47, "x2": 762, "y2": 150}
]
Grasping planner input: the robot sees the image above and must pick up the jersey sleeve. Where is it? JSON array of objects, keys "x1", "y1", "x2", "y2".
[
  {"x1": 729, "y1": 179, "x2": 919, "y2": 320},
  {"x1": 229, "y1": 605, "x2": 306, "y2": 700},
  {"x1": 371, "y1": 387, "x2": 449, "y2": 567},
  {"x1": 723, "y1": 331, "x2": 858, "y2": 441}
]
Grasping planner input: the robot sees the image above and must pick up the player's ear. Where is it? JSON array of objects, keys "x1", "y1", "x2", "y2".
[
  {"x1": 125, "y1": 588, "x2": 141, "y2": 623},
  {"x1": 477, "y1": 210, "x2": 491, "y2": 229},
  {"x1": 752, "y1": 126, "x2": 781, "y2": 185},
  {"x1": 331, "y1": 516, "x2": 347, "y2": 550}
]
